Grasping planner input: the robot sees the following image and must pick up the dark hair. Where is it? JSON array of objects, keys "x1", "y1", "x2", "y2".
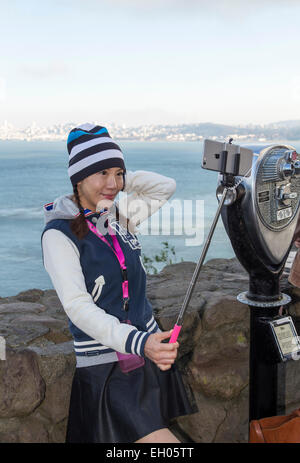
[{"x1": 70, "y1": 184, "x2": 89, "y2": 239}]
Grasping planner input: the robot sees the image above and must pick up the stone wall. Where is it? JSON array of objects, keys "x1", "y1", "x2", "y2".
[{"x1": 0, "y1": 258, "x2": 300, "y2": 443}]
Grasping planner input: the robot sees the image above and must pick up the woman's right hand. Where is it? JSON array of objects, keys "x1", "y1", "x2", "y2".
[
  {"x1": 295, "y1": 238, "x2": 300, "y2": 248},
  {"x1": 144, "y1": 330, "x2": 179, "y2": 371},
  {"x1": 96, "y1": 199, "x2": 114, "y2": 212}
]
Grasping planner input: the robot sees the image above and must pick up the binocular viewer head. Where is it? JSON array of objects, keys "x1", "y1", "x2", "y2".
[{"x1": 202, "y1": 140, "x2": 300, "y2": 305}]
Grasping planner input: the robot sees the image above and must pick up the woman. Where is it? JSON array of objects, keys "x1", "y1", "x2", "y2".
[{"x1": 41, "y1": 123, "x2": 195, "y2": 443}]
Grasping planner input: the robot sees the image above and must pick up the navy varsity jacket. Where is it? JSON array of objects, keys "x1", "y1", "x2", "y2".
[{"x1": 41, "y1": 209, "x2": 160, "y2": 368}]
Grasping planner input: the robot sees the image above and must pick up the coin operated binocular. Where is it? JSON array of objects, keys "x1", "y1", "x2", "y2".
[
  {"x1": 203, "y1": 140, "x2": 300, "y2": 305},
  {"x1": 202, "y1": 139, "x2": 300, "y2": 420},
  {"x1": 170, "y1": 138, "x2": 300, "y2": 420}
]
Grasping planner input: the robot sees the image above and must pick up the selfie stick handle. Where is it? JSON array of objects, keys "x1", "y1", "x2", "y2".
[{"x1": 169, "y1": 185, "x2": 229, "y2": 344}]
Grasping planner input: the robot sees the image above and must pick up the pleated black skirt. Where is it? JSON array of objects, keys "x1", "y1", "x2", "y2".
[{"x1": 65, "y1": 358, "x2": 196, "y2": 443}]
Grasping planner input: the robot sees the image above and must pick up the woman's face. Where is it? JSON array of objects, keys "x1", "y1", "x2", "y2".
[{"x1": 77, "y1": 167, "x2": 124, "y2": 212}]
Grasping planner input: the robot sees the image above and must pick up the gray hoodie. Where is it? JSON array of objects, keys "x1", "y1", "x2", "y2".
[{"x1": 43, "y1": 194, "x2": 80, "y2": 224}]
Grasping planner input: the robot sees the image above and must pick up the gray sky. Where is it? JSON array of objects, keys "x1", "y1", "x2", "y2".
[{"x1": 1, "y1": 0, "x2": 300, "y2": 127}]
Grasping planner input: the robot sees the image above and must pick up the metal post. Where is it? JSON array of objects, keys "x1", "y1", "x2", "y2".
[{"x1": 249, "y1": 305, "x2": 286, "y2": 421}]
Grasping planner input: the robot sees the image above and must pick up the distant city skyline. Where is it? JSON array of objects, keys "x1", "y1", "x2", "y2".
[
  {"x1": 1, "y1": 1, "x2": 300, "y2": 128},
  {"x1": 1, "y1": 118, "x2": 299, "y2": 143}
]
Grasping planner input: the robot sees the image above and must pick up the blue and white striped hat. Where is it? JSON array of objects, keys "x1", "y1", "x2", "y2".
[{"x1": 67, "y1": 123, "x2": 126, "y2": 186}]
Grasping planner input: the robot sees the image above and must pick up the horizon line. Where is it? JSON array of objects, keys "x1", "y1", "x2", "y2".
[{"x1": 1, "y1": 119, "x2": 300, "y2": 129}]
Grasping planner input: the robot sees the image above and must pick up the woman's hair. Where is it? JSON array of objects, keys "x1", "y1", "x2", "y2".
[{"x1": 70, "y1": 184, "x2": 89, "y2": 239}]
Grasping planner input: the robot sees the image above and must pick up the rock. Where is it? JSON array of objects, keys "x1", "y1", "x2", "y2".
[
  {"x1": 189, "y1": 353, "x2": 249, "y2": 400},
  {"x1": 0, "y1": 417, "x2": 22, "y2": 443},
  {"x1": 0, "y1": 257, "x2": 299, "y2": 443},
  {"x1": 214, "y1": 386, "x2": 249, "y2": 443},
  {"x1": 38, "y1": 373, "x2": 74, "y2": 424},
  {"x1": 176, "y1": 392, "x2": 227, "y2": 443},
  {"x1": 28, "y1": 342, "x2": 75, "y2": 425},
  {"x1": 178, "y1": 292, "x2": 249, "y2": 400},
  {"x1": 0, "y1": 302, "x2": 46, "y2": 314},
  {"x1": 176, "y1": 366, "x2": 249, "y2": 443},
  {"x1": 48, "y1": 417, "x2": 68, "y2": 443},
  {"x1": 0, "y1": 349, "x2": 45, "y2": 418},
  {"x1": 202, "y1": 295, "x2": 249, "y2": 331},
  {"x1": 10, "y1": 314, "x2": 65, "y2": 330},
  {"x1": 3, "y1": 324, "x2": 50, "y2": 349},
  {"x1": 0, "y1": 310, "x2": 52, "y2": 349},
  {"x1": 17, "y1": 415, "x2": 49, "y2": 443},
  {"x1": 0, "y1": 298, "x2": 71, "y2": 349},
  {"x1": 14, "y1": 289, "x2": 44, "y2": 303},
  {"x1": 39, "y1": 290, "x2": 65, "y2": 317},
  {"x1": 191, "y1": 324, "x2": 249, "y2": 364},
  {"x1": 28, "y1": 342, "x2": 75, "y2": 385}
]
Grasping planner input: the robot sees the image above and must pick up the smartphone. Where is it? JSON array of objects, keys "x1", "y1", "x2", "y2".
[{"x1": 202, "y1": 139, "x2": 253, "y2": 177}]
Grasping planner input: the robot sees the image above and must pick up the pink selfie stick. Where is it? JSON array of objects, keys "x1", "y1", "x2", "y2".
[
  {"x1": 169, "y1": 324, "x2": 182, "y2": 343},
  {"x1": 169, "y1": 185, "x2": 229, "y2": 344}
]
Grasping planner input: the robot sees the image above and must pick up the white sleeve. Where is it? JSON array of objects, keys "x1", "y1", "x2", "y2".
[
  {"x1": 117, "y1": 170, "x2": 176, "y2": 232},
  {"x1": 42, "y1": 228, "x2": 150, "y2": 355}
]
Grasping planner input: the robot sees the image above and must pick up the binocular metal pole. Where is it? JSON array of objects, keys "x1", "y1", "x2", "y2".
[
  {"x1": 249, "y1": 305, "x2": 285, "y2": 421},
  {"x1": 169, "y1": 185, "x2": 229, "y2": 344}
]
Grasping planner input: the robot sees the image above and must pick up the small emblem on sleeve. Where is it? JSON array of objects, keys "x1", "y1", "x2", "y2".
[{"x1": 92, "y1": 275, "x2": 105, "y2": 302}]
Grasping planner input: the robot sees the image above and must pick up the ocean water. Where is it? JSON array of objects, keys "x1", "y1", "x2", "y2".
[{"x1": 1, "y1": 139, "x2": 299, "y2": 297}]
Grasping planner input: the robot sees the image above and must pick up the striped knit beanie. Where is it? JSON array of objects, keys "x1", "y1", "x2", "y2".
[{"x1": 67, "y1": 123, "x2": 126, "y2": 186}]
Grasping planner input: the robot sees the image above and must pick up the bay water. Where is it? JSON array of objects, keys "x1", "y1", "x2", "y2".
[{"x1": 1, "y1": 139, "x2": 299, "y2": 297}]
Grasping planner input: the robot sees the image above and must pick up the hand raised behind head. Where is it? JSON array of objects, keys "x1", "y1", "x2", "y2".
[{"x1": 96, "y1": 199, "x2": 114, "y2": 212}]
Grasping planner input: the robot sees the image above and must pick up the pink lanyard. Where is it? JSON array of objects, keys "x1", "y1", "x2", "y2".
[{"x1": 86, "y1": 219, "x2": 129, "y2": 311}]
